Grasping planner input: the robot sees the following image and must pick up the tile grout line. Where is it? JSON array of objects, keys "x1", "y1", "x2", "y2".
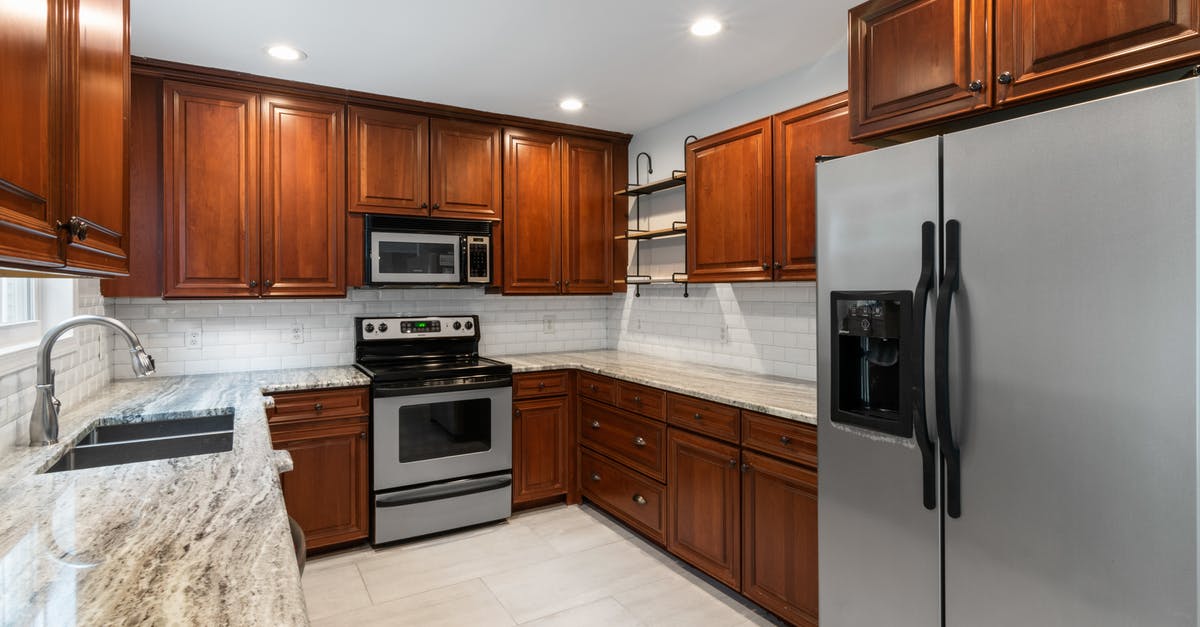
[{"x1": 478, "y1": 575, "x2": 521, "y2": 626}]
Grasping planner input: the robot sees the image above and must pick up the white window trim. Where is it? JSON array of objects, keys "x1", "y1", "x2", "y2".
[{"x1": 0, "y1": 280, "x2": 78, "y2": 377}]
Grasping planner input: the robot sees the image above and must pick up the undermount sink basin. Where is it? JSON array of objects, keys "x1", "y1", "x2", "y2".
[{"x1": 44, "y1": 413, "x2": 235, "y2": 473}]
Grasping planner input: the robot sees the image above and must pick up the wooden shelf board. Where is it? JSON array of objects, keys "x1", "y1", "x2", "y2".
[{"x1": 615, "y1": 171, "x2": 687, "y2": 197}]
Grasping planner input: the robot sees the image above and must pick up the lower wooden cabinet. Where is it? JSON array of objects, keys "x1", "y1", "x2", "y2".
[
  {"x1": 667, "y1": 428, "x2": 742, "y2": 588},
  {"x1": 742, "y1": 450, "x2": 819, "y2": 627},
  {"x1": 268, "y1": 387, "x2": 369, "y2": 552},
  {"x1": 513, "y1": 395, "x2": 570, "y2": 504}
]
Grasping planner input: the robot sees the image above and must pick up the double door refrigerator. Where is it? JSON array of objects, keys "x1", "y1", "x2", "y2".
[{"x1": 817, "y1": 77, "x2": 1199, "y2": 626}]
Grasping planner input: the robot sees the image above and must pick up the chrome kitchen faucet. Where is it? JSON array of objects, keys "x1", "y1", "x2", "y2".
[{"x1": 30, "y1": 315, "x2": 156, "y2": 445}]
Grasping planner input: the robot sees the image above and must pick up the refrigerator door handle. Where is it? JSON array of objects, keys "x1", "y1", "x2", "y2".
[
  {"x1": 936, "y1": 219, "x2": 963, "y2": 518},
  {"x1": 912, "y1": 221, "x2": 937, "y2": 510}
]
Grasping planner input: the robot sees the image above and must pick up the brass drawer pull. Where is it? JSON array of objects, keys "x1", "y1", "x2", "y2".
[
  {"x1": 589, "y1": 383, "x2": 598, "y2": 392},
  {"x1": 538, "y1": 381, "x2": 546, "y2": 389},
  {"x1": 591, "y1": 472, "x2": 601, "y2": 482},
  {"x1": 693, "y1": 412, "x2": 702, "y2": 420},
  {"x1": 633, "y1": 395, "x2": 642, "y2": 403},
  {"x1": 591, "y1": 420, "x2": 601, "y2": 429},
  {"x1": 633, "y1": 436, "x2": 647, "y2": 448},
  {"x1": 314, "y1": 402, "x2": 323, "y2": 411},
  {"x1": 780, "y1": 435, "x2": 792, "y2": 445},
  {"x1": 632, "y1": 494, "x2": 647, "y2": 505}
]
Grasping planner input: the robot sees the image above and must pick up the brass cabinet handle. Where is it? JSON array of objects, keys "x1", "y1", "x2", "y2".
[
  {"x1": 514, "y1": 408, "x2": 522, "y2": 417},
  {"x1": 249, "y1": 280, "x2": 258, "y2": 288},
  {"x1": 420, "y1": 202, "x2": 429, "y2": 209},
  {"x1": 780, "y1": 435, "x2": 792, "y2": 445},
  {"x1": 693, "y1": 412, "x2": 702, "y2": 420},
  {"x1": 633, "y1": 395, "x2": 641, "y2": 403},
  {"x1": 359, "y1": 432, "x2": 366, "y2": 440},
  {"x1": 265, "y1": 279, "x2": 274, "y2": 287},
  {"x1": 314, "y1": 403, "x2": 323, "y2": 411},
  {"x1": 432, "y1": 203, "x2": 440, "y2": 210},
  {"x1": 591, "y1": 420, "x2": 600, "y2": 429},
  {"x1": 741, "y1": 463, "x2": 751, "y2": 473},
  {"x1": 589, "y1": 384, "x2": 598, "y2": 392},
  {"x1": 728, "y1": 459, "x2": 737, "y2": 467},
  {"x1": 773, "y1": 261, "x2": 782, "y2": 269},
  {"x1": 632, "y1": 494, "x2": 647, "y2": 505},
  {"x1": 633, "y1": 436, "x2": 647, "y2": 447},
  {"x1": 591, "y1": 472, "x2": 601, "y2": 482},
  {"x1": 538, "y1": 381, "x2": 546, "y2": 389}
]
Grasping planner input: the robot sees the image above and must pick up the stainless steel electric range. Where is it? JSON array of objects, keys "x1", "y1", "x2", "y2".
[{"x1": 354, "y1": 315, "x2": 513, "y2": 545}]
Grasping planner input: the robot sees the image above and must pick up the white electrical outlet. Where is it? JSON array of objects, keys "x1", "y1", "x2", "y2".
[
  {"x1": 635, "y1": 318, "x2": 642, "y2": 331},
  {"x1": 289, "y1": 323, "x2": 304, "y2": 344},
  {"x1": 186, "y1": 328, "x2": 202, "y2": 349},
  {"x1": 720, "y1": 324, "x2": 729, "y2": 344},
  {"x1": 542, "y1": 315, "x2": 556, "y2": 334}
]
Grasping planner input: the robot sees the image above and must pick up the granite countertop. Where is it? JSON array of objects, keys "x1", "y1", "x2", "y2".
[
  {"x1": 0, "y1": 366, "x2": 369, "y2": 626},
  {"x1": 493, "y1": 350, "x2": 816, "y2": 425}
]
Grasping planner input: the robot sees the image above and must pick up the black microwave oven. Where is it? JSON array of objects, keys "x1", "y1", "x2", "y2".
[{"x1": 364, "y1": 215, "x2": 492, "y2": 286}]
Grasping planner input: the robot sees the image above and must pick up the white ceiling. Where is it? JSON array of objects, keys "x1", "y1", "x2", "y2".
[{"x1": 130, "y1": 0, "x2": 858, "y2": 134}]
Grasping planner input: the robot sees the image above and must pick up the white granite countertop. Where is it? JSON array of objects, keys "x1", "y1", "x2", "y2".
[
  {"x1": 0, "y1": 366, "x2": 369, "y2": 626},
  {"x1": 493, "y1": 350, "x2": 816, "y2": 425}
]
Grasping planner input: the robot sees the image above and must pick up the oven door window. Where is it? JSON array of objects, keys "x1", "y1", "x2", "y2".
[
  {"x1": 394, "y1": 398, "x2": 492, "y2": 462},
  {"x1": 372, "y1": 233, "x2": 460, "y2": 282}
]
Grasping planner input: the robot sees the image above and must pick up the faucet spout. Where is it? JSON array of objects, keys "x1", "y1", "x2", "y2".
[{"x1": 29, "y1": 315, "x2": 156, "y2": 446}]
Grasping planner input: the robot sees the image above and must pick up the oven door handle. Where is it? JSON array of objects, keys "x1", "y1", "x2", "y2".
[
  {"x1": 372, "y1": 376, "x2": 513, "y2": 397},
  {"x1": 375, "y1": 474, "x2": 513, "y2": 508}
]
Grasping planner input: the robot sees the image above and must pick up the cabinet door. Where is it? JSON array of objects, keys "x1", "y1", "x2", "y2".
[
  {"x1": 849, "y1": 0, "x2": 990, "y2": 140},
  {"x1": 347, "y1": 106, "x2": 428, "y2": 215},
  {"x1": 260, "y1": 96, "x2": 345, "y2": 298},
  {"x1": 513, "y1": 396, "x2": 569, "y2": 504},
  {"x1": 667, "y1": 428, "x2": 741, "y2": 588},
  {"x1": 61, "y1": 0, "x2": 129, "y2": 275},
  {"x1": 0, "y1": 0, "x2": 63, "y2": 269},
  {"x1": 742, "y1": 450, "x2": 819, "y2": 627},
  {"x1": 162, "y1": 82, "x2": 260, "y2": 298},
  {"x1": 272, "y1": 418, "x2": 370, "y2": 551},
  {"x1": 773, "y1": 93, "x2": 872, "y2": 281},
  {"x1": 503, "y1": 129, "x2": 562, "y2": 294},
  {"x1": 686, "y1": 118, "x2": 773, "y2": 283},
  {"x1": 430, "y1": 118, "x2": 501, "y2": 220},
  {"x1": 561, "y1": 136, "x2": 613, "y2": 294},
  {"x1": 995, "y1": 0, "x2": 1200, "y2": 106}
]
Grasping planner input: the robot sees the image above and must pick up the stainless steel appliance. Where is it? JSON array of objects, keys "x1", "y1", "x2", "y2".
[
  {"x1": 355, "y1": 315, "x2": 513, "y2": 544},
  {"x1": 816, "y1": 78, "x2": 1200, "y2": 626},
  {"x1": 365, "y1": 215, "x2": 491, "y2": 286}
]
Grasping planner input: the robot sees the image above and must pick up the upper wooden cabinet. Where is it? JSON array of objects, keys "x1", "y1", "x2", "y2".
[
  {"x1": 849, "y1": 0, "x2": 991, "y2": 140},
  {"x1": 850, "y1": 0, "x2": 1200, "y2": 140},
  {"x1": 163, "y1": 82, "x2": 345, "y2": 298},
  {"x1": 503, "y1": 129, "x2": 616, "y2": 295},
  {"x1": 260, "y1": 96, "x2": 345, "y2": 297},
  {"x1": 349, "y1": 107, "x2": 501, "y2": 220},
  {"x1": 0, "y1": 0, "x2": 130, "y2": 275},
  {"x1": 994, "y1": 0, "x2": 1200, "y2": 106},
  {"x1": 686, "y1": 118, "x2": 774, "y2": 283},
  {"x1": 773, "y1": 94, "x2": 872, "y2": 281}
]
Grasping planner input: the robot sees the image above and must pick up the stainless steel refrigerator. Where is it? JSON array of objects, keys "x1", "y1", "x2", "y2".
[{"x1": 816, "y1": 77, "x2": 1199, "y2": 626}]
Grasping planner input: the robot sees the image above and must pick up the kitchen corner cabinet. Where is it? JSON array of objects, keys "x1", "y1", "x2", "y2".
[
  {"x1": 686, "y1": 118, "x2": 774, "y2": 283},
  {"x1": 773, "y1": 94, "x2": 872, "y2": 280},
  {"x1": 512, "y1": 371, "x2": 575, "y2": 507},
  {"x1": 502, "y1": 130, "x2": 615, "y2": 295},
  {"x1": 849, "y1": 0, "x2": 1200, "y2": 141},
  {"x1": 0, "y1": 0, "x2": 130, "y2": 275},
  {"x1": 268, "y1": 387, "x2": 370, "y2": 552},
  {"x1": 348, "y1": 107, "x2": 501, "y2": 220},
  {"x1": 667, "y1": 428, "x2": 742, "y2": 588},
  {"x1": 162, "y1": 82, "x2": 345, "y2": 298}
]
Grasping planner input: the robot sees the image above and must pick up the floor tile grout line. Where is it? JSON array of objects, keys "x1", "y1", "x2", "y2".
[
  {"x1": 354, "y1": 561, "x2": 376, "y2": 606},
  {"x1": 478, "y1": 575, "x2": 521, "y2": 626}
]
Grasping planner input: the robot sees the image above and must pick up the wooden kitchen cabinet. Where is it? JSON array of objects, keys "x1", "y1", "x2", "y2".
[
  {"x1": 0, "y1": 0, "x2": 130, "y2": 275},
  {"x1": 269, "y1": 387, "x2": 370, "y2": 552},
  {"x1": 348, "y1": 107, "x2": 428, "y2": 215},
  {"x1": 849, "y1": 0, "x2": 991, "y2": 141},
  {"x1": 774, "y1": 94, "x2": 873, "y2": 281},
  {"x1": 667, "y1": 428, "x2": 742, "y2": 588},
  {"x1": 162, "y1": 81, "x2": 261, "y2": 298},
  {"x1": 513, "y1": 395, "x2": 571, "y2": 504},
  {"x1": 430, "y1": 118, "x2": 502, "y2": 220},
  {"x1": 163, "y1": 82, "x2": 345, "y2": 298},
  {"x1": 503, "y1": 129, "x2": 563, "y2": 294},
  {"x1": 685, "y1": 118, "x2": 774, "y2": 283},
  {"x1": 561, "y1": 136, "x2": 613, "y2": 294},
  {"x1": 994, "y1": 0, "x2": 1200, "y2": 106},
  {"x1": 260, "y1": 96, "x2": 345, "y2": 297},
  {"x1": 742, "y1": 450, "x2": 819, "y2": 627}
]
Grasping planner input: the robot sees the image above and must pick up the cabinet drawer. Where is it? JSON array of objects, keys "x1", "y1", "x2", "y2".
[
  {"x1": 742, "y1": 410, "x2": 817, "y2": 469},
  {"x1": 667, "y1": 394, "x2": 740, "y2": 444},
  {"x1": 513, "y1": 371, "x2": 571, "y2": 398},
  {"x1": 579, "y1": 399, "x2": 666, "y2": 481},
  {"x1": 581, "y1": 448, "x2": 665, "y2": 544},
  {"x1": 616, "y1": 381, "x2": 667, "y2": 420},
  {"x1": 578, "y1": 372, "x2": 617, "y2": 404},
  {"x1": 267, "y1": 387, "x2": 370, "y2": 425}
]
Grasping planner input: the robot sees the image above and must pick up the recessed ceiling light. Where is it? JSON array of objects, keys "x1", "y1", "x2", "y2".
[
  {"x1": 690, "y1": 17, "x2": 722, "y2": 37},
  {"x1": 266, "y1": 44, "x2": 307, "y2": 61},
  {"x1": 559, "y1": 98, "x2": 584, "y2": 112}
]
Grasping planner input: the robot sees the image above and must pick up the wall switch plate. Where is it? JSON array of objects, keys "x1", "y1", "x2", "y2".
[
  {"x1": 186, "y1": 328, "x2": 202, "y2": 349},
  {"x1": 289, "y1": 323, "x2": 304, "y2": 344},
  {"x1": 542, "y1": 315, "x2": 556, "y2": 334}
]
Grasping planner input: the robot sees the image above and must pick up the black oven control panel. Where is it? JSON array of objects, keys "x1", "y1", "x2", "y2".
[{"x1": 358, "y1": 315, "x2": 477, "y2": 341}]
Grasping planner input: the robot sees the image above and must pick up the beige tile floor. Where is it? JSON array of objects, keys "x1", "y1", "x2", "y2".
[{"x1": 303, "y1": 504, "x2": 782, "y2": 626}]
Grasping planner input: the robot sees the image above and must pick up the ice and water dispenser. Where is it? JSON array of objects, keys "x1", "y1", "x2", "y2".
[{"x1": 830, "y1": 291, "x2": 913, "y2": 437}]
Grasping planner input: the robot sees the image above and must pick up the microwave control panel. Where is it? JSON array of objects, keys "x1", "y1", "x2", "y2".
[
  {"x1": 466, "y1": 236, "x2": 491, "y2": 283},
  {"x1": 358, "y1": 316, "x2": 477, "y2": 340}
]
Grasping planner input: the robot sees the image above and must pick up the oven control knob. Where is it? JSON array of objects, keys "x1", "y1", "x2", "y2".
[
  {"x1": 378, "y1": 323, "x2": 388, "y2": 333},
  {"x1": 364, "y1": 323, "x2": 375, "y2": 333},
  {"x1": 453, "y1": 321, "x2": 462, "y2": 330},
  {"x1": 465, "y1": 321, "x2": 474, "y2": 330}
]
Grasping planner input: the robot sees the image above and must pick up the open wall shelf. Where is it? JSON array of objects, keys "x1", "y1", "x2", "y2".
[
  {"x1": 615, "y1": 170, "x2": 686, "y2": 197},
  {"x1": 616, "y1": 221, "x2": 687, "y2": 241}
]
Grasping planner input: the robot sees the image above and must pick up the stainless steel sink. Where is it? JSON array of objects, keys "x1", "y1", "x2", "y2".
[{"x1": 44, "y1": 414, "x2": 235, "y2": 473}]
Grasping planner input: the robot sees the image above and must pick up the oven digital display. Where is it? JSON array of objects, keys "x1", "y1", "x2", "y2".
[{"x1": 400, "y1": 320, "x2": 441, "y2": 333}]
